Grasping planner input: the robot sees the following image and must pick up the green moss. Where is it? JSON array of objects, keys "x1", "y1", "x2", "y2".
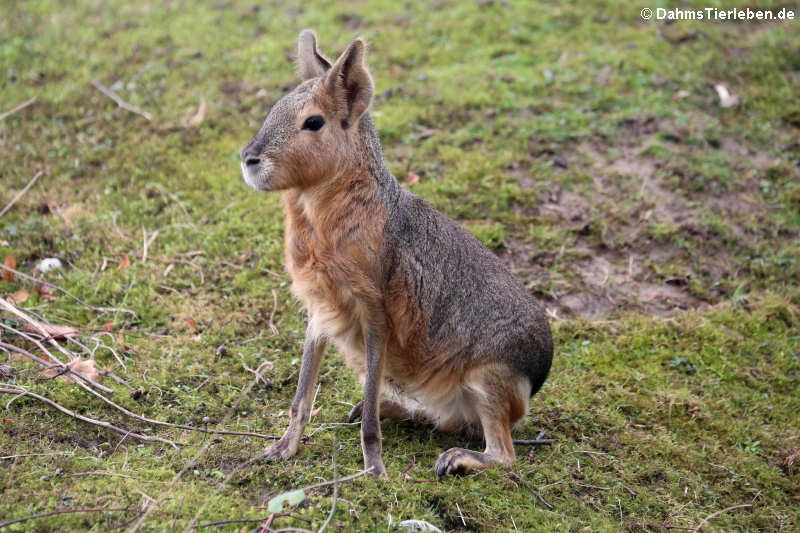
[{"x1": 1, "y1": 0, "x2": 799, "y2": 531}]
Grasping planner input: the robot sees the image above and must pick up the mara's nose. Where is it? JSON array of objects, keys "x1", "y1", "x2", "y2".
[{"x1": 240, "y1": 148, "x2": 261, "y2": 168}]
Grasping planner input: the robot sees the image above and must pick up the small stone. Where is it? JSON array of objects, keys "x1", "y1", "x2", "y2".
[
  {"x1": 35, "y1": 258, "x2": 63, "y2": 273},
  {"x1": 216, "y1": 344, "x2": 228, "y2": 357},
  {"x1": 553, "y1": 156, "x2": 568, "y2": 169}
]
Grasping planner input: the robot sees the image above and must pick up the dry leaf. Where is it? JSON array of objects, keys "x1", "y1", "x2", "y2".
[
  {"x1": 118, "y1": 255, "x2": 131, "y2": 271},
  {"x1": 8, "y1": 289, "x2": 29, "y2": 304},
  {"x1": 714, "y1": 84, "x2": 740, "y2": 108},
  {"x1": 418, "y1": 128, "x2": 436, "y2": 140},
  {"x1": 2, "y1": 255, "x2": 16, "y2": 282},
  {"x1": 103, "y1": 320, "x2": 114, "y2": 332},
  {"x1": 183, "y1": 317, "x2": 199, "y2": 330},
  {"x1": 42, "y1": 358, "x2": 101, "y2": 384},
  {"x1": 185, "y1": 98, "x2": 207, "y2": 127},
  {"x1": 404, "y1": 171, "x2": 421, "y2": 186},
  {"x1": 22, "y1": 321, "x2": 79, "y2": 339},
  {"x1": 594, "y1": 65, "x2": 613, "y2": 86},
  {"x1": 36, "y1": 283, "x2": 58, "y2": 300},
  {"x1": 672, "y1": 90, "x2": 690, "y2": 101}
]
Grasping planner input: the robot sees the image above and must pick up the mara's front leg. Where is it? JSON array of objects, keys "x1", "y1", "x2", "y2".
[
  {"x1": 360, "y1": 320, "x2": 388, "y2": 477},
  {"x1": 262, "y1": 327, "x2": 327, "y2": 461}
]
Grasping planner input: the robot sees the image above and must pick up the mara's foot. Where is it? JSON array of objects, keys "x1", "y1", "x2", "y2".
[
  {"x1": 347, "y1": 398, "x2": 414, "y2": 423},
  {"x1": 435, "y1": 447, "x2": 492, "y2": 477},
  {"x1": 261, "y1": 436, "x2": 299, "y2": 462}
]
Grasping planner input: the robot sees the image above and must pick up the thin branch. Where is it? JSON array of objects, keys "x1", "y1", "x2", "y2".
[
  {"x1": 128, "y1": 375, "x2": 265, "y2": 532},
  {"x1": 0, "y1": 386, "x2": 180, "y2": 448},
  {"x1": 0, "y1": 170, "x2": 43, "y2": 219},
  {"x1": 531, "y1": 490, "x2": 554, "y2": 510},
  {"x1": 697, "y1": 504, "x2": 752, "y2": 531},
  {"x1": 512, "y1": 439, "x2": 553, "y2": 446},
  {"x1": 73, "y1": 374, "x2": 279, "y2": 440},
  {"x1": 298, "y1": 467, "x2": 374, "y2": 493},
  {"x1": 141, "y1": 227, "x2": 159, "y2": 263},
  {"x1": 317, "y1": 436, "x2": 338, "y2": 533},
  {"x1": 0, "y1": 507, "x2": 140, "y2": 530},
  {"x1": 0, "y1": 265, "x2": 137, "y2": 317},
  {"x1": 0, "y1": 452, "x2": 75, "y2": 460},
  {"x1": 0, "y1": 96, "x2": 38, "y2": 121},
  {"x1": 2, "y1": 335, "x2": 274, "y2": 439},
  {"x1": 0, "y1": 328, "x2": 113, "y2": 395},
  {"x1": 269, "y1": 289, "x2": 279, "y2": 336},
  {"x1": 91, "y1": 80, "x2": 152, "y2": 121},
  {"x1": 192, "y1": 516, "x2": 279, "y2": 529},
  {"x1": 70, "y1": 471, "x2": 139, "y2": 480},
  {"x1": 0, "y1": 320, "x2": 113, "y2": 394},
  {"x1": 0, "y1": 298, "x2": 78, "y2": 360}
]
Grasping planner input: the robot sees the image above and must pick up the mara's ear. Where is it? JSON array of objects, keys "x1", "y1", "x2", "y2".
[
  {"x1": 324, "y1": 37, "x2": 374, "y2": 129},
  {"x1": 297, "y1": 29, "x2": 331, "y2": 80}
]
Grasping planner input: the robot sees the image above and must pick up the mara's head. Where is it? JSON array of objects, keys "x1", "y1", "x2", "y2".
[{"x1": 240, "y1": 30, "x2": 375, "y2": 191}]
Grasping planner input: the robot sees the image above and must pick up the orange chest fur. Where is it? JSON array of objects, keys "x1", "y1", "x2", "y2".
[{"x1": 282, "y1": 191, "x2": 384, "y2": 344}]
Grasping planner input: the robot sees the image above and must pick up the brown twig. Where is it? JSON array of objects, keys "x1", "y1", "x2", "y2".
[
  {"x1": 514, "y1": 428, "x2": 552, "y2": 446},
  {"x1": 0, "y1": 299, "x2": 78, "y2": 359},
  {"x1": 257, "y1": 513, "x2": 275, "y2": 533},
  {"x1": 0, "y1": 328, "x2": 114, "y2": 395},
  {"x1": 697, "y1": 504, "x2": 752, "y2": 529},
  {"x1": 3, "y1": 334, "x2": 271, "y2": 440},
  {"x1": 73, "y1": 375, "x2": 279, "y2": 440},
  {"x1": 512, "y1": 439, "x2": 553, "y2": 446},
  {"x1": 91, "y1": 80, "x2": 152, "y2": 121},
  {"x1": 269, "y1": 289, "x2": 279, "y2": 336},
  {"x1": 141, "y1": 227, "x2": 159, "y2": 263},
  {"x1": 0, "y1": 264, "x2": 137, "y2": 317},
  {"x1": 297, "y1": 467, "x2": 374, "y2": 492},
  {"x1": 7, "y1": 336, "x2": 266, "y2": 440},
  {"x1": 531, "y1": 489, "x2": 554, "y2": 510},
  {"x1": 192, "y1": 515, "x2": 285, "y2": 529},
  {"x1": 338, "y1": 498, "x2": 360, "y2": 521},
  {"x1": 0, "y1": 386, "x2": 180, "y2": 448},
  {"x1": 0, "y1": 506, "x2": 141, "y2": 530},
  {"x1": 127, "y1": 375, "x2": 265, "y2": 532},
  {"x1": 317, "y1": 435, "x2": 339, "y2": 533},
  {"x1": 0, "y1": 96, "x2": 38, "y2": 122},
  {"x1": 0, "y1": 170, "x2": 44, "y2": 219}
]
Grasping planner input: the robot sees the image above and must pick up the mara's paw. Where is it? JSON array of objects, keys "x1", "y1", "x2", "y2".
[
  {"x1": 435, "y1": 447, "x2": 488, "y2": 477},
  {"x1": 347, "y1": 401, "x2": 364, "y2": 423},
  {"x1": 365, "y1": 459, "x2": 388, "y2": 478},
  {"x1": 261, "y1": 437, "x2": 299, "y2": 462}
]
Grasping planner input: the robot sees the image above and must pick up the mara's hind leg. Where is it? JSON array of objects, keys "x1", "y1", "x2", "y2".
[
  {"x1": 348, "y1": 398, "x2": 416, "y2": 423},
  {"x1": 435, "y1": 368, "x2": 527, "y2": 477}
]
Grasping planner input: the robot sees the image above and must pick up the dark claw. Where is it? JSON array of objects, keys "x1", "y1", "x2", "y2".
[
  {"x1": 347, "y1": 401, "x2": 364, "y2": 423},
  {"x1": 435, "y1": 447, "x2": 484, "y2": 477}
]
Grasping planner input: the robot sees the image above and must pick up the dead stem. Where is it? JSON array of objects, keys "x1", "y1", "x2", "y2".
[
  {"x1": 0, "y1": 170, "x2": 44, "y2": 219},
  {"x1": 0, "y1": 265, "x2": 137, "y2": 317},
  {"x1": 0, "y1": 386, "x2": 181, "y2": 448}
]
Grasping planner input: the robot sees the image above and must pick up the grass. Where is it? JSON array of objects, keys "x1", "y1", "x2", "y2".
[{"x1": 1, "y1": 1, "x2": 798, "y2": 531}]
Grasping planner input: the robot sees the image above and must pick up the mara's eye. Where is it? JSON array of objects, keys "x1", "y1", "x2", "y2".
[{"x1": 301, "y1": 115, "x2": 325, "y2": 131}]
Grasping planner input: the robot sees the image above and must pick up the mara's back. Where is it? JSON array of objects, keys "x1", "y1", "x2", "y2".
[{"x1": 381, "y1": 188, "x2": 553, "y2": 397}]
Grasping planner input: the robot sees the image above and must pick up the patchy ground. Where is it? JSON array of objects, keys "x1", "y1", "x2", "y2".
[{"x1": 1, "y1": 1, "x2": 799, "y2": 532}]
